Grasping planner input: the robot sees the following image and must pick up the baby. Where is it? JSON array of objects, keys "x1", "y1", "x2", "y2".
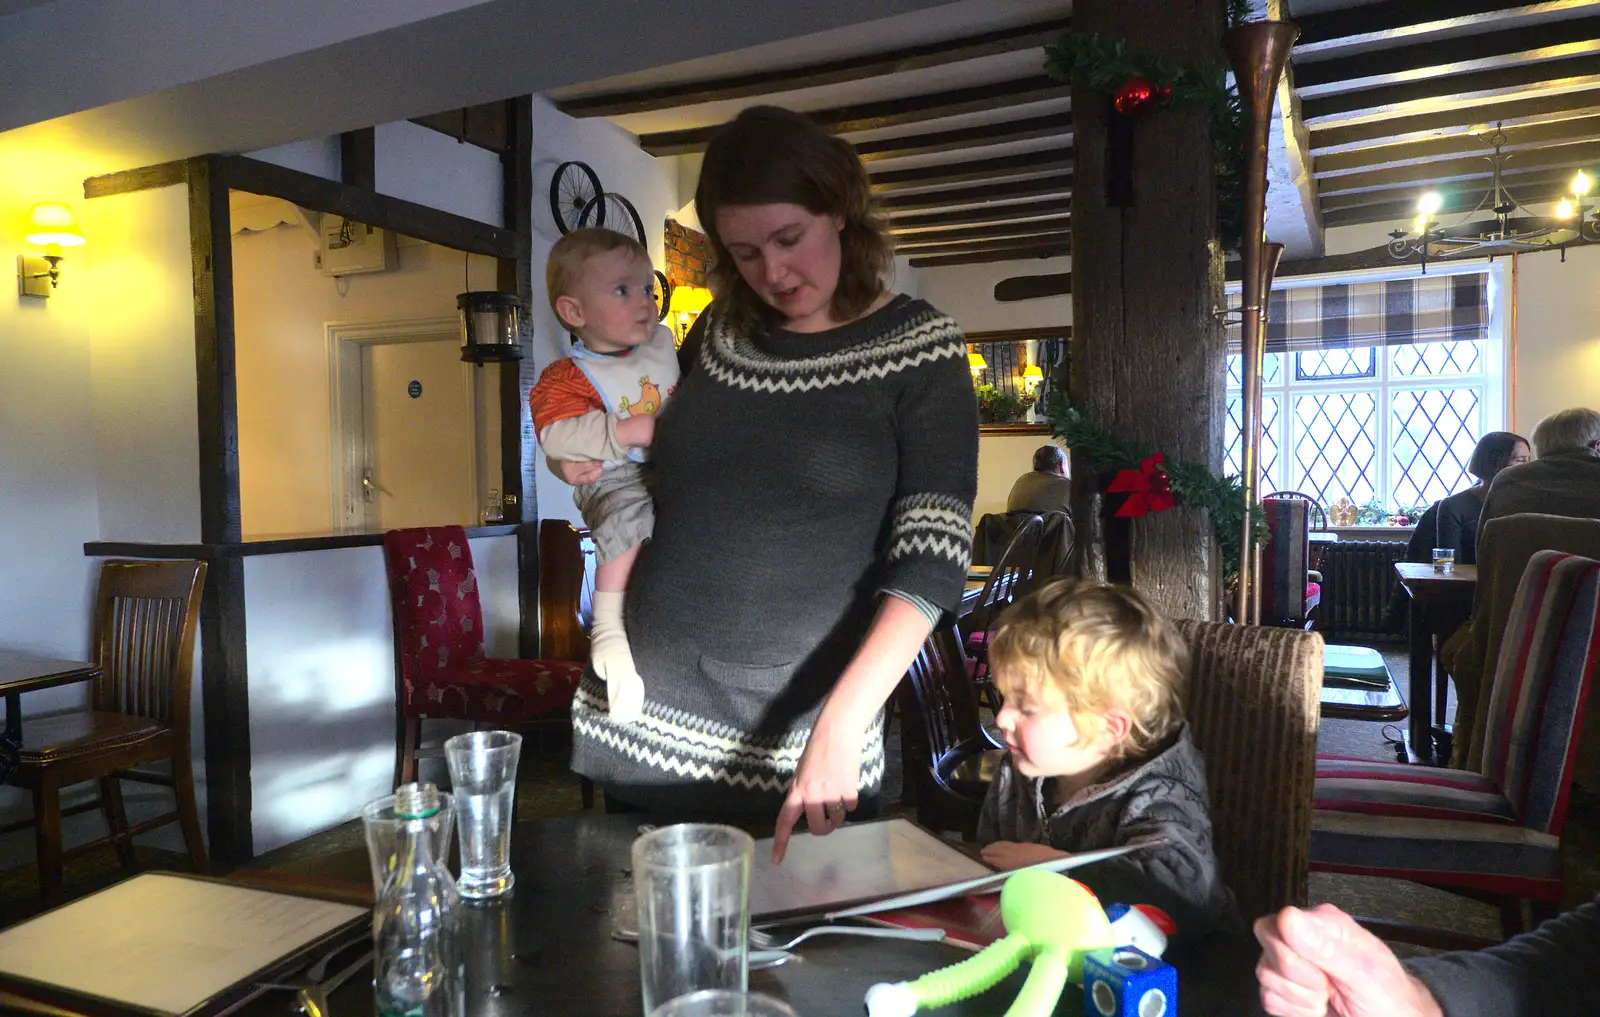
[
  {"x1": 529, "y1": 228, "x2": 679, "y2": 723},
  {"x1": 977, "y1": 579, "x2": 1238, "y2": 935}
]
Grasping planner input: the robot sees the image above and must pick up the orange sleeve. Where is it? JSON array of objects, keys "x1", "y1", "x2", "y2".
[{"x1": 529, "y1": 359, "x2": 604, "y2": 435}]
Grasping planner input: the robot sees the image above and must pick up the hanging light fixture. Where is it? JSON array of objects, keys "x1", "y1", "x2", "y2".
[
  {"x1": 456, "y1": 291, "x2": 523, "y2": 363},
  {"x1": 1388, "y1": 126, "x2": 1600, "y2": 269}
]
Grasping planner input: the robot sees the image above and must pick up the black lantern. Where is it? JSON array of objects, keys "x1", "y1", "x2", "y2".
[{"x1": 457, "y1": 291, "x2": 524, "y2": 363}]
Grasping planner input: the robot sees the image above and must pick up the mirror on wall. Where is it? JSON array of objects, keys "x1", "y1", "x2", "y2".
[
  {"x1": 229, "y1": 189, "x2": 507, "y2": 540},
  {"x1": 966, "y1": 327, "x2": 1070, "y2": 433}
]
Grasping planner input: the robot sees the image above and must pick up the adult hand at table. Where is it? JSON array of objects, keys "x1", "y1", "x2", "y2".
[
  {"x1": 978, "y1": 841, "x2": 1068, "y2": 871},
  {"x1": 1255, "y1": 904, "x2": 1443, "y2": 1017},
  {"x1": 547, "y1": 456, "x2": 603, "y2": 487},
  {"x1": 771, "y1": 714, "x2": 863, "y2": 864}
]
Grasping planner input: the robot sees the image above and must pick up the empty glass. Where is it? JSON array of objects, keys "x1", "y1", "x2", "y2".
[
  {"x1": 1432, "y1": 547, "x2": 1455, "y2": 574},
  {"x1": 650, "y1": 990, "x2": 798, "y2": 1017},
  {"x1": 633, "y1": 824, "x2": 754, "y2": 1016},
  {"x1": 444, "y1": 730, "x2": 522, "y2": 899},
  {"x1": 362, "y1": 784, "x2": 455, "y2": 898}
]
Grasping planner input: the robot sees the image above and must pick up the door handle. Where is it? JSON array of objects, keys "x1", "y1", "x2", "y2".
[{"x1": 361, "y1": 471, "x2": 392, "y2": 500}]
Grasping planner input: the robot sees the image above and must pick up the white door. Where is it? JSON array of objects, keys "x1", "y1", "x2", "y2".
[{"x1": 361, "y1": 339, "x2": 477, "y2": 529}]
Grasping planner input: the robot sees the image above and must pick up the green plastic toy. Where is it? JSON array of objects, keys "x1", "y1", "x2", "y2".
[{"x1": 864, "y1": 870, "x2": 1115, "y2": 1017}]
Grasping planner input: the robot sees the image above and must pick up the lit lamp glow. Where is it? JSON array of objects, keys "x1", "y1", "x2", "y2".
[
  {"x1": 667, "y1": 284, "x2": 712, "y2": 345},
  {"x1": 968, "y1": 352, "x2": 987, "y2": 375},
  {"x1": 18, "y1": 202, "x2": 86, "y2": 297},
  {"x1": 1556, "y1": 198, "x2": 1576, "y2": 219},
  {"x1": 1022, "y1": 364, "x2": 1044, "y2": 391}
]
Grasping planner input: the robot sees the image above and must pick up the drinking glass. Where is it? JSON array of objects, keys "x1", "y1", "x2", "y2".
[
  {"x1": 362, "y1": 785, "x2": 455, "y2": 898},
  {"x1": 444, "y1": 730, "x2": 522, "y2": 899},
  {"x1": 632, "y1": 824, "x2": 754, "y2": 1016},
  {"x1": 1432, "y1": 547, "x2": 1455, "y2": 574},
  {"x1": 650, "y1": 990, "x2": 798, "y2": 1017}
]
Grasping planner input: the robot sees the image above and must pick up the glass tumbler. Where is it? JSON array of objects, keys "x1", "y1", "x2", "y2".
[
  {"x1": 362, "y1": 784, "x2": 455, "y2": 899},
  {"x1": 1432, "y1": 547, "x2": 1455, "y2": 574},
  {"x1": 444, "y1": 730, "x2": 522, "y2": 899},
  {"x1": 632, "y1": 824, "x2": 754, "y2": 1016},
  {"x1": 651, "y1": 990, "x2": 798, "y2": 1017}
]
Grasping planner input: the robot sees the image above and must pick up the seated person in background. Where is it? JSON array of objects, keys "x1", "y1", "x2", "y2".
[
  {"x1": 1005, "y1": 444, "x2": 1072, "y2": 514},
  {"x1": 1480, "y1": 407, "x2": 1600, "y2": 528},
  {"x1": 976, "y1": 580, "x2": 1238, "y2": 935},
  {"x1": 1404, "y1": 431, "x2": 1529, "y2": 567},
  {"x1": 1255, "y1": 898, "x2": 1600, "y2": 1017}
]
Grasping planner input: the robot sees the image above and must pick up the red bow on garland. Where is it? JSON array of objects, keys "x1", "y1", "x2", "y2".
[{"x1": 1107, "y1": 453, "x2": 1177, "y2": 518}]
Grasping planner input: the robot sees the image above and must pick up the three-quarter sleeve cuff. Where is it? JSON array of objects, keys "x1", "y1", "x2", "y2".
[{"x1": 882, "y1": 492, "x2": 973, "y2": 613}]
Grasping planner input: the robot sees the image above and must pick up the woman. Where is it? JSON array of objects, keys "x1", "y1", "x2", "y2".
[
  {"x1": 1404, "y1": 431, "x2": 1530, "y2": 567},
  {"x1": 553, "y1": 106, "x2": 978, "y2": 861}
]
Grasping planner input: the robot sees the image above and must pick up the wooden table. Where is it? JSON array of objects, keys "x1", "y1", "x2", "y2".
[
  {"x1": 1393, "y1": 563, "x2": 1477, "y2": 764},
  {"x1": 0, "y1": 652, "x2": 100, "y2": 779}
]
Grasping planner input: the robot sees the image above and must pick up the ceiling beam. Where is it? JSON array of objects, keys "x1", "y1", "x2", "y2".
[
  {"x1": 855, "y1": 112, "x2": 1071, "y2": 162},
  {"x1": 893, "y1": 217, "x2": 1072, "y2": 245},
  {"x1": 1303, "y1": 54, "x2": 1600, "y2": 125},
  {"x1": 410, "y1": 101, "x2": 509, "y2": 153},
  {"x1": 639, "y1": 76, "x2": 1071, "y2": 156},
  {"x1": 1321, "y1": 163, "x2": 1582, "y2": 213},
  {"x1": 1310, "y1": 87, "x2": 1600, "y2": 154},
  {"x1": 1314, "y1": 112, "x2": 1600, "y2": 174},
  {"x1": 1321, "y1": 176, "x2": 1580, "y2": 227},
  {"x1": 1291, "y1": 0, "x2": 1590, "y2": 58},
  {"x1": 909, "y1": 240, "x2": 1071, "y2": 268},
  {"x1": 994, "y1": 272, "x2": 1072, "y2": 301},
  {"x1": 878, "y1": 176, "x2": 1071, "y2": 211},
  {"x1": 1296, "y1": 13, "x2": 1600, "y2": 98},
  {"x1": 1317, "y1": 137, "x2": 1600, "y2": 196},
  {"x1": 870, "y1": 150, "x2": 1072, "y2": 192},
  {"x1": 898, "y1": 230, "x2": 1071, "y2": 256},
  {"x1": 556, "y1": 17, "x2": 1071, "y2": 118},
  {"x1": 889, "y1": 196, "x2": 1072, "y2": 228}
]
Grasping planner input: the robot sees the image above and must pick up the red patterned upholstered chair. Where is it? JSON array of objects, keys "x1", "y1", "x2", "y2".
[
  {"x1": 382, "y1": 527, "x2": 588, "y2": 803},
  {"x1": 1310, "y1": 551, "x2": 1600, "y2": 942}
]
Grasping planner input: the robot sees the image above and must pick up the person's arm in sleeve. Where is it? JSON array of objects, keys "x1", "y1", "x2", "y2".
[
  {"x1": 1404, "y1": 900, "x2": 1600, "y2": 1017},
  {"x1": 538, "y1": 409, "x2": 641, "y2": 462}
]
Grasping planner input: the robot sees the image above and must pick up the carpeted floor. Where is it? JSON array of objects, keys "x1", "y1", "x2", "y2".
[{"x1": 1, "y1": 640, "x2": 1594, "y2": 955}]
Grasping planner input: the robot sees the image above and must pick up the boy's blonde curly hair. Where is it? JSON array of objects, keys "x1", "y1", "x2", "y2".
[{"x1": 989, "y1": 579, "x2": 1190, "y2": 758}]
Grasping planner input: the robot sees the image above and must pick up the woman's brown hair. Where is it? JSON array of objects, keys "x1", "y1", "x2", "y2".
[{"x1": 695, "y1": 106, "x2": 894, "y2": 331}]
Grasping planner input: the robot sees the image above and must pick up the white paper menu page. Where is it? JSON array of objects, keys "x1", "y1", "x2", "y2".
[{"x1": 0, "y1": 873, "x2": 367, "y2": 1016}]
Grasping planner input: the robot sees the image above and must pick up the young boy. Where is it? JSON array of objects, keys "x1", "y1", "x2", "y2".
[
  {"x1": 530, "y1": 228, "x2": 679, "y2": 724},
  {"x1": 976, "y1": 580, "x2": 1238, "y2": 935}
]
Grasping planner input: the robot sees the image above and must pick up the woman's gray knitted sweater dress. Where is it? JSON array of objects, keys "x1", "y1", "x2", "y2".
[{"x1": 569, "y1": 295, "x2": 979, "y2": 812}]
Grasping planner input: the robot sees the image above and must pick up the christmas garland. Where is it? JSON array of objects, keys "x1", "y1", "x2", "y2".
[
  {"x1": 1050, "y1": 400, "x2": 1268, "y2": 580},
  {"x1": 1044, "y1": 0, "x2": 1250, "y2": 250}
]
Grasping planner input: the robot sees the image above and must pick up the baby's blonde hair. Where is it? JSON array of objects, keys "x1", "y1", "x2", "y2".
[
  {"x1": 989, "y1": 580, "x2": 1189, "y2": 758},
  {"x1": 545, "y1": 228, "x2": 651, "y2": 328}
]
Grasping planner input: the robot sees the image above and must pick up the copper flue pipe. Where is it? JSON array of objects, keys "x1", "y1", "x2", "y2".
[
  {"x1": 1250, "y1": 240, "x2": 1284, "y2": 624},
  {"x1": 1225, "y1": 21, "x2": 1298, "y2": 624}
]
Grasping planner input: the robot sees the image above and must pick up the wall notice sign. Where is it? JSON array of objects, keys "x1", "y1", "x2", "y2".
[{"x1": 407, "y1": 380, "x2": 422, "y2": 399}]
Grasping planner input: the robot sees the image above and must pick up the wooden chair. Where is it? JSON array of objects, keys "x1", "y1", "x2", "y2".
[
  {"x1": 962, "y1": 514, "x2": 1049, "y2": 706},
  {"x1": 0, "y1": 560, "x2": 209, "y2": 903},
  {"x1": 537, "y1": 519, "x2": 596, "y2": 662},
  {"x1": 896, "y1": 622, "x2": 1004, "y2": 840},
  {"x1": 1176, "y1": 619, "x2": 1323, "y2": 922},
  {"x1": 381, "y1": 527, "x2": 591, "y2": 806},
  {"x1": 1311, "y1": 551, "x2": 1600, "y2": 944}
]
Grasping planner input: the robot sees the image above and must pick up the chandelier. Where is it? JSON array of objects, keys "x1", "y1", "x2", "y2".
[{"x1": 1387, "y1": 127, "x2": 1600, "y2": 269}]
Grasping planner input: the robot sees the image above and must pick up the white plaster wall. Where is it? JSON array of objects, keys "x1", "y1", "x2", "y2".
[
  {"x1": 914, "y1": 256, "x2": 1072, "y2": 334},
  {"x1": 243, "y1": 533, "x2": 516, "y2": 854},
  {"x1": 376, "y1": 122, "x2": 503, "y2": 227},
  {"x1": 247, "y1": 137, "x2": 341, "y2": 181}
]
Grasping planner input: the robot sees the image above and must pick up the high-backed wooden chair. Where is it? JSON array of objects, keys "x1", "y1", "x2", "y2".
[
  {"x1": 538, "y1": 519, "x2": 597, "y2": 662},
  {"x1": 1176, "y1": 619, "x2": 1323, "y2": 922},
  {"x1": 0, "y1": 560, "x2": 209, "y2": 902},
  {"x1": 896, "y1": 622, "x2": 1004, "y2": 840}
]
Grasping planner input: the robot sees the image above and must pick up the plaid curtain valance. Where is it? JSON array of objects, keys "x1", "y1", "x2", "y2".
[{"x1": 1227, "y1": 272, "x2": 1489, "y2": 354}]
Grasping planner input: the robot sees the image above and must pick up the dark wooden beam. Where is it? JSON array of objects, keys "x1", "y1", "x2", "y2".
[
  {"x1": 870, "y1": 150, "x2": 1071, "y2": 192},
  {"x1": 878, "y1": 176, "x2": 1071, "y2": 212},
  {"x1": 410, "y1": 101, "x2": 510, "y2": 153},
  {"x1": 1296, "y1": 13, "x2": 1600, "y2": 97},
  {"x1": 1292, "y1": 0, "x2": 1572, "y2": 56},
  {"x1": 1310, "y1": 88, "x2": 1600, "y2": 154},
  {"x1": 995, "y1": 272, "x2": 1072, "y2": 301},
  {"x1": 894, "y1": 216, "x2": 1071, "y2": 245},
  {"x1": 890, "y1": 196, "x2": 1073, "y2": 229},
  {"x1": 901, "y1": 230, "x2": 1071, "y2": 257},
  {"x1": 1304, "y1": 53, "x2": 1600, "y2": 124},
  {"x1": 639, "y1": 76, "x2": 1070, "y2": 156},
  {"x1": 1314, "y1": 113, "x2": 1600, "y2": 175},
  {"x1": 185, "y1": 155, "x2": 252, "y2": 866},
  {"x1": 1235, "y1": 215, "x2": 1599, "y2": 275},
  {"x1": 340, "y1": 128, "x2": 375, "y2": 190},
  {"x1": 558, "y1": 17, "x2": 1071, "y2": 117},
  {"x1": 856, "y1": 112, "x2": 1071, "y2": 163},
  {"x1": 83, "y1": 160, "x2": 187, "y2": 198},
  {"x1": 909, "y1": 241, "x2": 1072, "y2": 268},
  {"x1": 499, "y1": 96, "x2": 538, "y2": 661},
  {"x1": 214, "y1": 155, "x2": 518, "y2": 259},
  {"x1": 1322, "y1": 179, "x2": 1580, "y2": 226},
  {"x1": 1317, "y1": 138, "x2": 1600, "y2": 197}
]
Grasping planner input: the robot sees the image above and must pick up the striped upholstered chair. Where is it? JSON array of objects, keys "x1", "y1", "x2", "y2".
[{"x1": 1310, "y1": 551, "x2": 1600, "y2": 940}]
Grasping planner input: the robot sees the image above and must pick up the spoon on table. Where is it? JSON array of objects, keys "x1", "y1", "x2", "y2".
[{"x1": 747, "y1": 926, "x2": 946, "y2": 970}]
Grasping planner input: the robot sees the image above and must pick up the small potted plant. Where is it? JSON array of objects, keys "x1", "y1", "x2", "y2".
[{"x1": 975, "y1": 384, "x2": 1039, "y2": 425}]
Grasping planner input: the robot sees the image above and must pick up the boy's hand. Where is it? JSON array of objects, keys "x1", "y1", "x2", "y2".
[
  {"x1": 979, "y1": 841, "x2": 1069, "y2": 870},
  {"x1": 616, "y1": 413, "x2": 655, "y2": 448}
]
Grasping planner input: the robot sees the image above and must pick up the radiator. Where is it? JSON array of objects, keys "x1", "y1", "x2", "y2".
[{"x1": 1315, "y1": 540, "x2": 1408, "y2": 640}]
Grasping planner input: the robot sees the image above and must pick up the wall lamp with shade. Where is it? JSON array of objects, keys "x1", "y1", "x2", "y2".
[
  {"x1": 18, "y1": 203, "x2": 86, "y2": 298},
  {"x1": 456, "y1": 291, "x2": 524, "y2": 363},
  {"x1": 1022, "y1": 363, "x2": 1044, "y2": 391},
  {"x1": 967, "y1": 352, "x2": 987, "y2": 376},
  {"x1": 667, "y1": 284, "x2": 712, "y2": 345}
]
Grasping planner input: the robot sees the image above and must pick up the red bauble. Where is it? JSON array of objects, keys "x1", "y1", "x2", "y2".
[{"x1": 1113, "y1": 78, "x2": 1157, "y2": 116}]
